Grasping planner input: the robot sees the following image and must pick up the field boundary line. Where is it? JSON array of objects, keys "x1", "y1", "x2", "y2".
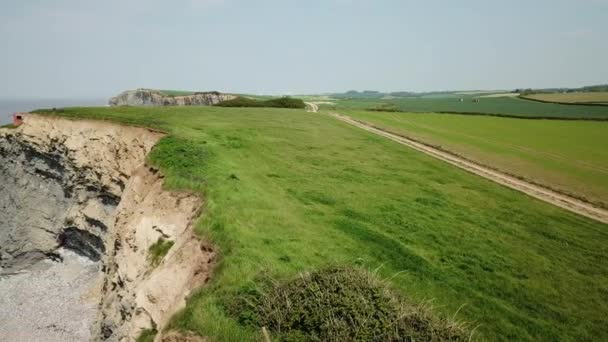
[
  {"x1": 365, "y1": 108, "x2": 608, "y2": 121},
  {"x1": 518, "y1": 95, "x2": 608, "y2": 107},
  {"x1": 383, "y1": 112, "x2": 608, "y2": 174},
  {"x1": 329, "y1": 112, "x2": 608, "y2": 224}
]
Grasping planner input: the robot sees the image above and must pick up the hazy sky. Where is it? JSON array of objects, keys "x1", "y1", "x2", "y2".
[{"x1": 1, "y1": 0, "x2": 607, "y2": 98}]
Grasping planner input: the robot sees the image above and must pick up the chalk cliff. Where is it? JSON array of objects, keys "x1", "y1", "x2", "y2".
[{"x1": 109, "y1": 89, "x2": 236, "y2": 106}]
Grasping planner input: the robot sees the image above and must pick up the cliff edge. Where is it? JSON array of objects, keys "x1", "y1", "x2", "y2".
[{"x1": 0, "y1": 115, "x2": 215, "y2": 341}]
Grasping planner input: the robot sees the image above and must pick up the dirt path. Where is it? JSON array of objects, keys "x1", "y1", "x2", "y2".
[
  {"x1": 329, "y1": 112, "x2": 608, "y2": 224},
  {"x1": 305, "y1": 102, "x2": 320, "y2": 113}
]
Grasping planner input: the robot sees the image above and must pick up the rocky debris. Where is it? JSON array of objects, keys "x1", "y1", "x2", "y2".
[
  {"x1": 0, "y1": 115, "x2": 214, "y2": 341},
  {"x1": 109, "y1": 89, "x2": 236, "y2": 107},
  {"x1": 0, "y1": 249, "x2": 102, "y2": 342}
]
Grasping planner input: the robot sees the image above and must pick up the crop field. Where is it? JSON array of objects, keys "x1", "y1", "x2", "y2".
[
  {"x1": 37, "y1": 106, "x2": 608, "y2": 341},
  {"x1": 521, "y1": 92, "x2": 608, "y2": 104},
  {"x1": 340, "y1": 109, "x2": 608, "y2": 208},
  {"x1": 327, "y1": 94, "x2": 608, "y2": 119}
]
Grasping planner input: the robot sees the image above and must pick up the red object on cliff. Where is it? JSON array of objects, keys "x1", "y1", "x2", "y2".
[{"x1": 12, "y1": 113, "x2": 25, "y2": 126}]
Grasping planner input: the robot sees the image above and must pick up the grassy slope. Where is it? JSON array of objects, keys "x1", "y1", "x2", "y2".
[
  {"x1": 36, "y1": 106, "x2": 608, "y2": 341},
  {"x1": 521, "y1": 92, "x2": 608, "y2": 104},
  {"x1": 339, "y1": 110, "x2": 608, "y2": 208},
  {"x1": 329, "y1": 95, "x2": 608, "y2": 119},
  {"x1": 158, "y1": 90, "x2": 197, "y2": 97}
]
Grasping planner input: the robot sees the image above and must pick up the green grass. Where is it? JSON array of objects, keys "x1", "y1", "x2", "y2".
[
  {"x1": 32, "y1": 105, "x2": 608, "y2": 341},
  {"x1": 339, "y1": 109, "x2": 608, "y2": 208},
  {"x1": 329, "y1": 95, "x2": 608, "y2": 119},
  {"x1": 148, "y1": 238, "x2": 175, "y2": 267},
  {"x1": 158, "y1": 89, "x2": 197, "y2": 97},
  {"x1": 136, "y1": 328, "x2": 158, "y2": 342}
]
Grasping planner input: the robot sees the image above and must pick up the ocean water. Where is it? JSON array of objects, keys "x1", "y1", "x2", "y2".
[{"x1": 0, "y1": 98, "x2": 107, "y2": 125}]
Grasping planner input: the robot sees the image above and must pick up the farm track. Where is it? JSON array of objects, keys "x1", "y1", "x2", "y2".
[{"x1": 325, "y1": 110, "x2": 608, "y2": 224}]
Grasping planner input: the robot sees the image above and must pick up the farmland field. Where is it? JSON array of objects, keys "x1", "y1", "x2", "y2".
[
  {"x1": 339, "y1": 109, "x2": 608, "y2": 208},
  {"x1": 35, "y1": 106, "x2": 608, "y2": 341},
  {"x1": 326, "y1": 94, "x2": 608, "y2": 119},
  {"x1": 521, "y1": 92, "x2": 608, "y2": 104}
]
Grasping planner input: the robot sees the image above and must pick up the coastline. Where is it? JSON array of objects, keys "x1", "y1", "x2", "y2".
[{"x1": 0, "y1": 98, "x2": 107, "y2": 125}]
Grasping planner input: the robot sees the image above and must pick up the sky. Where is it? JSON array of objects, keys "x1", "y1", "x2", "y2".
[{"x1": 0, "y1": 0, "x2": 607, "y2": 99}]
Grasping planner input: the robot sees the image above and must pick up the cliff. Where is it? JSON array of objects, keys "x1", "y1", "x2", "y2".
[
  {"x1": 0, "y1": 115, "x2": 214, "y2": 341},
  {"x1": 109, "y1": 89, "x2": 236, "y2": 106}
]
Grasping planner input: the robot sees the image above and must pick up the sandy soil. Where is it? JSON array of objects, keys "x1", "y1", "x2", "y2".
[
  {"x1": 330, "y1": 112, "x2": 608, "y2": 224},
  {"x1": 100, "y1": 165, "x2": 215, "y2": 341}
]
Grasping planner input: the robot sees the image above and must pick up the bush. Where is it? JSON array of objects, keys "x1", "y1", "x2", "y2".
[
  {"x1": 215, "y1": 97, "x2": 260, "y2": 107},
  {"x1": 263, "y1": 97, "x2": 307, "y2": 109},
  {"x1": 216, "y1": 96, "x2": 306, "y2": 109},
  {"x1": 136, "y1": 328, "x2": 157, "y2": 342},
  {"x1": 227, "y1": 266, "x2": 470, "y2": 341},
  {"x1": 148, "y1": 237, "x2": 175, "y2": 267}
]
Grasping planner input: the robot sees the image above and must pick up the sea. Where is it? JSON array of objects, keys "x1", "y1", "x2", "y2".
[{"x1": 0, "y1": 98, "x2": 107, "y2": 125}]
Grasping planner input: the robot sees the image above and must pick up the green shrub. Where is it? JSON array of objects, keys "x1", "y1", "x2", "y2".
[
  {"x1": 216, "y1": 97, "x2": 261, "y2": 107},
  {"x1": 148, "y1": 238, "x2": 175, "y2": 267},
  {"x1": 263, "y1": 97, "x2": 306, "y2": 109},
  {"x1": 216, "y1": 96, "x2": 305, "y2": 109},
  {"x1": 227, "y1": 266, "x2": 470, "y2": 341},
  {"x1": 136, "y1": 328, "x2": 157, "y2": 342}
]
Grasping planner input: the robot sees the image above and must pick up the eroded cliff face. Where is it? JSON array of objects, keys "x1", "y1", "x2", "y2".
[
  {"x1": 0, "y1": 115, "x2": 214, "y2": 341},
  {"x1": 109, "y1": 89, "x2": 236, "y2": 107},
  {"x1": 0, "y1": 116, "x2": 158, "y2": 272},
  {"x1": 98, "y1": 166, "x2": 214, "y2": 341}
]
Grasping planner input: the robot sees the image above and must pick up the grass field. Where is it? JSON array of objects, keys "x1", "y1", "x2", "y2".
[
  {"x1": 35, "y1": 106, "x2": 608, "y2": 340},
  {"x1": 521, "y1": 92, "x2": 608, "y2": 104},
  {"x1": 158, "y1": 89, "x2": 197, "y2": 97},
  {"x1": 327, "y1": 95, "x2": 608, "y2": 119},
  {"x1": 339, "y1": 109, "x2": 608, "y2": 208}
]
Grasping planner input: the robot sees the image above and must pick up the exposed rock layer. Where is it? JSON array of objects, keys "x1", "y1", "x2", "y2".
[
  {"x1": 0, "y1": 115, "x2": 214, "y2": 341},
  {"x1": 0, "y1": 115, "x2": 159, "y2": 272},
  {"x1": 109, "y1": 89, "x2": 236, "y2": 107},
  {"x1": 98, "y1": 165, "x2": 215, "y2": 341}
]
